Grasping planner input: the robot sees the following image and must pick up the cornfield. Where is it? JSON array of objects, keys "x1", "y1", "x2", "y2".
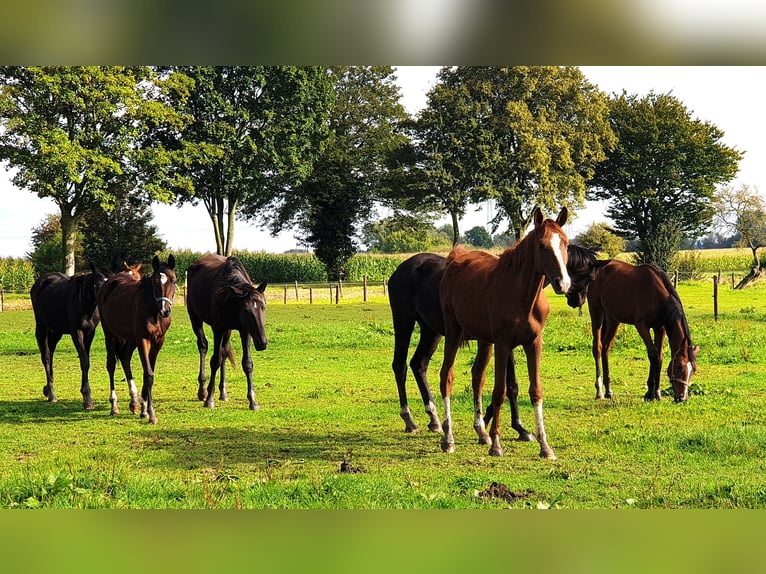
[{"x1": 0, "y1": 258, "x2": 35, "y2": 292}]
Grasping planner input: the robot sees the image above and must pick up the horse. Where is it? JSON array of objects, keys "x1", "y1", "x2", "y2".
[
  {"x1": 186, "y1": 254, "x2": 268, "y2": 410},
  {"x1": 123, "y1": 261, "x2": 142, "y2": 279},
  {"x1": 438, "y1": 206, "x2": 571, "y2": 459},
  {"x1": 97, "y1": 254, "x2": 177, "y2": 424},
  {"x1": 566, "y1": 257, "x2": 699, "y2": 402},
  {"x1": 388, "y1": 253, "x2": 496, "y2": 437},
  {"x1": 30, "y1": 264, "x2": 110, "y2": 409}
]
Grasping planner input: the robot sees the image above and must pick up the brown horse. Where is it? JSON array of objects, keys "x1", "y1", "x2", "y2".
[
  {"x1": 388, "y1": 253, "x2": 496, "y2": 437},
  {"x1": 567, "y1": 258, "x2": 699, "y2": 402},
  {"x1": 97, "y1": 254, "x2": 177, "y2": 424},
  {"x1": 30, "y1": 264, "x2": 110, "y2": 409},
  {"x1": 123, "y1": 261, "x2": 143, "y2": 279},
  {"x1": 439, "y1": 207, "x2": 570, "y2": 459},
  {"x1": 186, "y1": 254, "x2": 267, "y2": 410}
]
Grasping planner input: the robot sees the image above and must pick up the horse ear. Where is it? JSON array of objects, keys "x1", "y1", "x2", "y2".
[
  {"x1": 152, "y1": 255, "x2": 160, "y2": 272},
  {"x1": 556, "y1": 206, "x2": 568, "y2": 227},
  {"x1": 256, "y1": 281, "x2": 267, "y2": 293},
  {"x1": 168, "y1": 254, "x2": 176, "y2": 269},
  {"x1": 533, "y1": 206, "x2": 543, "y2": 227}
]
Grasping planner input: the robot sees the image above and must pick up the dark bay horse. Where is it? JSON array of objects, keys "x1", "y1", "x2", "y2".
[
  {"x1": 566, "y1": 257, "x2": 699, "y2": 402},
  {"x1": 439, "y1": 207, "x2": 571, "y2": 459},
  {"x1": 97, "y1": 254, "x2": 177, "y2": 424},
  {"x1": 30, "y1": 265, "x2": 109, "y2": 409},
  {"x1": 186, "y1": 254, "x2": 268, "y2": 410},
  {"x1": 388, "y1": 253, "x2": 495, "y2": 437}
]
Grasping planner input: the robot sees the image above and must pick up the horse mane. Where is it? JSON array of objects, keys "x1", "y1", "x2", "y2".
[
  {"x1": 567, "y1": 244, "x2": 598, "y2": 274},
  {"x1": 648, "y1": 265, "x2": 696, "y2": 360},
  {"x1": 214, "y1": 257, "x2": 254, "y2": 298}
]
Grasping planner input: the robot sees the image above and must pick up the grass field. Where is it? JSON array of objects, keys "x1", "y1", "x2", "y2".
[{"x1": 2, "y1": 277, "x2": 766, "y2": 509}]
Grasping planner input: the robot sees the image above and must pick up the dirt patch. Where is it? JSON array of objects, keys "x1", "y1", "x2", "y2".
[
  {"x1": 339, "y1": 460, "x2": 366, "y2": 474},
  {"x1": 479, "y1": 482, "x2": 533, "y2": 504}
]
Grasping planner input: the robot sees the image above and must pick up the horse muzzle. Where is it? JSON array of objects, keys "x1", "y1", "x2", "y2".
[
  {"x1": 671, "y1": 380, "x2": 689, "y2": 403},
  {"x1": 551, "y1": 276, "x2": 571, "y2": 295}
]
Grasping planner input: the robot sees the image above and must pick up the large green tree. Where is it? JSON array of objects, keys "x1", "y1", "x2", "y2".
[
  {"x1": 590, "y1": 91, "x2": 742, "y2": 270},
  {"x1": 247, "y1": 66, "x2": 409, "y2": 280},
  {"x1": 159, "y1": 66, "x2": 333, "y2": 256},
  {"x1": 0, "y1": 66, "x2": 186, "y2": 274},
  {"x1": 413, "y1": 66, "x2": 615, "y2": 241}
]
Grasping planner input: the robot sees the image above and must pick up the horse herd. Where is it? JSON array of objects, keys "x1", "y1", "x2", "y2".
[{"x1": 26, "y1": 207, "x2": 699, "y2": 461}]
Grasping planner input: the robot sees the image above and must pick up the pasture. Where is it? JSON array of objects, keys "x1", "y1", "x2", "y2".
[{"x1": 2, "y1": 279, "x2": 766, "y2": 509}]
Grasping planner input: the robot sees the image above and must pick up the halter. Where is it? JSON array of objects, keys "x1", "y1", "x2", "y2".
[{"x1": 152, "y1": 271, "x2": 176, "y2": 313}]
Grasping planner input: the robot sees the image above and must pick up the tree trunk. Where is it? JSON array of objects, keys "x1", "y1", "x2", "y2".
[
  {"x1": 450, "y1": 210, "x2": 460, "y2": 246},
  {"x1": 224, "y1": 197, "x2": 237, "y2": 256},
  {"x1": 751, "y1": 246, "x2": 760, "y2": 269},
  {"x1": 60, "y1": 209, "x2": 77, "y2": 276}
]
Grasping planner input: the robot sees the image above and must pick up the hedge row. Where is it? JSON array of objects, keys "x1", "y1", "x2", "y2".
[{"x1": 165, "y1": 249, "x2": 408, "y2": 285}]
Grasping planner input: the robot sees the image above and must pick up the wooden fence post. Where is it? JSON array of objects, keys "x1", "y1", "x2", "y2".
[
  {"x1": 294, "y1": 280, "x2": 299, "y2": 301},
  {"x1": 283, "y1": 286, "x2": 288, "y2": 304},
  {"x1": 0, "y1": 288, "x2": 4, "y2": 312},
  {"x1": 335, "y1": 284, "x2": 339, "y2": 304},
  {"x1": 673, "y1": 270, "x2": 678, "y2": 289},
  {"x1": 363, "y1": 275, "x2": 368, "y2": 302},
  {"x1": 309, "y1": 287, "x2": 313, "y2": 305},
  {"x1": 383, "y1": 279, "x2": 387, "y2": 296},
  {"x1": 184, "y1": 271, "x2": 188, "y2": 306},
  {"x1": 713, "y1": 275, "x2": 719, "y2": 322},
  {"x1": 731, "y1": 273, "x2": 735, "y2": 289}
]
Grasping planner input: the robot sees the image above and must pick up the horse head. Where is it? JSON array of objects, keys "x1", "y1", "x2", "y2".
[
  {"x1": 565, "y1": 249, "x2": 609, "y2": 309},
  {"x1": 150, "y1": 254, "x2": 177, "y2": 319},
  {"x1": 123, "y1": 261, "x2": 143, "y2": 280},
  {"x1": 229, "y1": 281, "x2": 268, "y2": 351},
  {"x1": 532, "y1": 206, "x2": 571, "y2": 295},
  {"x1": 668, "y1": 343, "x2": 700, "y2": 403},
  {"x1": 79, "y1": 263, "x2": 110, "y2": 306}
]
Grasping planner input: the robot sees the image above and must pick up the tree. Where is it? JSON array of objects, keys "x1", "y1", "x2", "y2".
[
  {"x1": 0, "y1": 66, "x2": 186, "y2": 274},
  {"x1": 713, "y1": 184, "x2": 766, "y2": 287},
  {"x1": 362, "y1": 214, "x2": 451, "y2": 253},
  {"x1": 248, "y1": 66, "x2": 410, "y2": 280},
  {"x1": 159, "y1": 66, "x2": 333, "y2": 256},
  {"x1": 590, "y1": 91, "x2": 742, "y2": 270},
  {"x1": 413, "y1": 66, "x2": 615, "y2": 242},
  {"x1": 573, "y1": 222, "x2": 626, "y2": 257},
  {"x1": 80, "y1": 191, "x2": 167, "y2": 270},
  {"x1": 464, "y1": 225, "x2": 493, "y2": 248},
  {"x1": 27, "y1": 214, "x2": 84, "y2": 276}
]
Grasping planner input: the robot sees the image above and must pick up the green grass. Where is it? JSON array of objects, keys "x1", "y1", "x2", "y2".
[{"x1": 3, "y1": 279, "x2": 766, "y2": 509}]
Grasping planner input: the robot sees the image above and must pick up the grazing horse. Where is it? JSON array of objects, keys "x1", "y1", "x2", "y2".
[
  {"x1": 439, "y1": 207, "x2": 570, "y2": 459},
  {"x1": 98, "y1": 254, "x2": 177, "y2": 424},
  {"x1": 389, "y1": 253, "x2": 498, "y2": 436},
  {"x1": 186, "y1": 254, "x2": 268, "y2": 410},
  {"x1": 567, "y1": 258, "x2": 699, "y2": 402},
  {"x1": 30, "y1": 265, "x2": 109, "y2": 409}
]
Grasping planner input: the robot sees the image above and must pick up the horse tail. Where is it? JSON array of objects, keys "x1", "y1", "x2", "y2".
[{"x1": 225, "y1": 343, "x2": 236, "y2": 369}]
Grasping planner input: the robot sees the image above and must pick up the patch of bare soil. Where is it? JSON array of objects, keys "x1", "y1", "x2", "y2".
[{"x1": 479, "y1": 482, "x2": 533, "y2": 504}]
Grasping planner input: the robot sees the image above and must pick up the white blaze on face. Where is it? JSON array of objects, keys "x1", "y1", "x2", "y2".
[
  {"x1": 160, "y1": 273, "x2": 168, "y2": 285},
  {"x1": 686, "y1": 362, "x2": 693, "y2": 383},
  {"x1": 550, "y1": 232, "x2": 571, "y2": 292}
]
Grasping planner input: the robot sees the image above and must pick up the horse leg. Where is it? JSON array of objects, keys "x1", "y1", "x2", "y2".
[
  {"x1": 117, "y1": 343, "x2": 139, "y2": 414},
  {"x1": 71, "y1": 328, "x2": 95, "y2": 410},
  {"x1": 240, "y1": 330, "x2": 259, "y2": 411},
  {"x1": 636, "y1": 324, "x2": 662, "y2": 401},
  {"x1": 190, "y1": 312, "x2": 208, "y2": 401},
  {"x1": 104, "y1": 335, "x2": 120, "y2": 415},
  {"x1": 218, "y1": 330, "x2": 232, "y2": 402},
  {"x1": 591, "y1": 316, "x2": 604, "y2": 400},
  {"x1": 599, "y1": 318, "x2": 620, "y2": 400},
  {"x1": 36, "y1": 324, "x2": 61, "y2": 402},
  {"x1": 653, "y1": 328, "x2": 666, "y2": 400},
  {"x1": 204, "y1": 329, "x2": 225, "y2": 408},
  {"x1": 438, "y1": 335, "x2": 461, "y2": 454},
  {"x1": 524, "y1": 336, "x2": 556, "y2": 460},
  {"x1": 472, "y1": 341, "x2": 492, "y2": 445},
  {"x1": 138, "y1": 340, "x2": 158, "y2": 424},
  {"x1": 391, "y1": 312, "x2": 417, "y2": 432},
  {"x1": 488, "y1": 346, "x2": 510, "y2": 456},
  {"x1": 505, "y1": 348, "x2": 534, "y2": 442},
  {"x1": 410, "y1": 325, "x2": 442, "y2": 433}
]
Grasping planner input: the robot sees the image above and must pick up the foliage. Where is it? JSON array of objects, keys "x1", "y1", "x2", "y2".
[
  {"x1": 573, "y1": 222, "x2": 626, "y2": 257},
  {"x1": 463, "y1": 225, "x2": 493, "y2": 248},
  {"x1": 250, "y1": 66, "x2": 410, "y2": 280},
  {"x1": 590, "y1": 91, "x2": 742, "y2": 269},
  {"x1": 713, "y1": 184, "x2": 766, "y2": 269},
  {"x1": 158, "y1": 66, "x2": 333, "y2": 256},
  {"x1": 413, "y1": 66, "x2": 616, "y2": 241},
  {"x1": 26, "y1": 213, "x2": 85, "y2": 275},
  {"x1": 0, "y1": 66, "x2": 187, "y2": 274},
  {"x1": 0, "y1": 257, "x2": 35, "y2": 291},
  {"x1": 80, "y1": 192, "x2": 167, "y2": 270},
  {"x1": 362, "y1": 214, "x2": 451, "y2": 253}
]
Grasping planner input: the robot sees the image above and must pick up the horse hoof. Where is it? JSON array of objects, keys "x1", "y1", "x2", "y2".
[
  {"x1": 110, "y1": 409, "x2": 119, "y2": 416},
  {"x1": 489, "y1": 447, "x2": 503, "y2": 457},
  {"x1": 517, "y1": 432, "x2": 535, "y2": 442},
  {"x1": 42, "y1": 385, "x2": 49, "y2": 397},
  {"x1": 428, "y1": 422, "x2": 443, "y2": 433},
  {"x1": 477, "y1": 432, "x2": 491, "y2": 446},
  {"x1": 197, "y1": 390, "x2": 207, "y2": 401},
  {"x1": 83, "y1": 402, "x2": 94, "y2": 411},
  {"x1": 148, "y1": 416, "x2": 157, "y2": 425},
  {"x1": 441, "y1": 440, "x2": 455, "y2": 454},
  {"x1": 540, "y1": 449, "x2": 557, "y2": 460},
  {"x1": 204, "y1": 400, "x2": 214, "y2": 408},
  {"x1": 249, "y1": 403, "x2": 260, "y2": 411},
  {"x1": 129, "y1": 403, "x2": 139, "y2": 414}
]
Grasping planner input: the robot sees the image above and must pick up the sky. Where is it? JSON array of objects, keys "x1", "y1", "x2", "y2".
[{"x1": 1, "y1": 66, "x2": 765, "y2": 258}]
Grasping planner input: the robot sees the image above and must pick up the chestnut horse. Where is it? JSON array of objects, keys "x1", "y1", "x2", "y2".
[
  {"x1": 388, "y1": 253, "x2": 496, "y2": 437},
  {"x1": 439, "y1": 207, "x2": 570, "y2": 459},
  {"x1": 123, "y1": 261, "x2": 143, "y2": 279},
  {"x1": 186, "y1": 254, "x2": 268, "y2": 410},
  {"x1": 97, "y1": 254, "x2": 177, "y2": 424},
  {"x1": 30, "y1": 265, "x2": 109, "y2": 409},
  {"x1": 566, "y1": 257, "x2": 699, "y2": 402}
]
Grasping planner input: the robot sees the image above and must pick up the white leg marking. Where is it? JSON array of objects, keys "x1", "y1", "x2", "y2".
[
  {"x1": 128, "y1": 379, "x2": 138, "y2": 399},
  {"x1": 533, "y1": 401, "x2": 546, "y2": 442}
]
